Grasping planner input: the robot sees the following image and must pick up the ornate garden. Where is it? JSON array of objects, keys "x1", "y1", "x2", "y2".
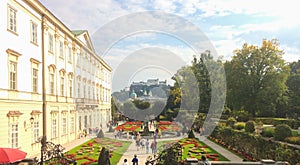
[{"x1": 65, "y1": 138, "x2": 131, "y2": 165}]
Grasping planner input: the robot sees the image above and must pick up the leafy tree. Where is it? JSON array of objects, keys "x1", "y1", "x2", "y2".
[
  {"x1": 289, "y1": 60, "x2": 300, "y2": 74},
  {"x1": 120, "y1": 101, "x2": 137, "y2": 120},
  {"x1": 286, "y1": 61, "x2": 300, "y2": 118},
  {"x1": 191, "y1": 51, "x2": 212, "y2": 113},
  {"x1": 225, "y1": 39, "x2": 290, "y2": 117},
  {"x1": 166, "y1": 86, "x2": 181, "y2": 110},
  {"x1": 132, "y1": 99, "x2": 151, "y2": 110},
  {"x1": 111, "y1": 97, "x2": 119, "y2": 121},
  {"x1": 172, "y1": 66, "x2": 199, "y2": 111}
]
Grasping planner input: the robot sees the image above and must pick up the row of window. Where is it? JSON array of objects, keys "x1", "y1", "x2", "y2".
[
  {"x1": 7, "y1": 5, "x2": 110, "y2": 99},
  {"x1": 7, "y1": 53, "x2": 110, "y2": 100},
  {"x1": 51, "y1": 116, "x2": 75, "y2": 139},
  {"x1": 8, "y1": 5, "x2": 38, "y2": 45},
  {"x1": 48, "y1": 33, "x2": 73, "y2": 63},
  {"x1": 76, "y1": 82, "x2": 110, "y2": 101},
  {"x1": 48, "y1": 66, "x2": 73, "y2": 97},
  {"x1": 7, "y1": 53, "x2": 73, "y2": 97},
  {"x1": 10, "y1": 115, "x2": 75, "y2": 148},
  {"x1": 8, "y1": 5, "x2": 73, "y2": 64}
]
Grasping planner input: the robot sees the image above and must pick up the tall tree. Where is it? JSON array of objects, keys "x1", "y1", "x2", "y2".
[
  {"x1": 191, "y1": 51, "x2": 212, "y2": 113},
  {"x1": 286, "y1": 60, "x2": 300, "y2": 118},
  {"x1": 226, "y1": 39, "x2": 289, "y2": 117},
  {"x1": 172, "y1": 66, "x2": 199, "y2": 111}
]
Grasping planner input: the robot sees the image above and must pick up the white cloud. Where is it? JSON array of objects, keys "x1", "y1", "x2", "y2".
[
  {"x1": 153, "y1": 0, "x2": 178, "y2": 13},
  {"x1": 40, "y1": 0, "x2": 300, "y2": 67},
  {"x1": 281, "y1": 45, "x2": 300, "y2": 62}
]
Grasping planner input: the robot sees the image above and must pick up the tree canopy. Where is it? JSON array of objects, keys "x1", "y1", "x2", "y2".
[{"x1": 225, "y1": 39, "x2": 290, "y2": 117}]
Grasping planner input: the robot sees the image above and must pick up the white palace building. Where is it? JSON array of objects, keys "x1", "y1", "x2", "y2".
[{"x1": 0, "y1": 0, "x2": 112, "y2": 157}]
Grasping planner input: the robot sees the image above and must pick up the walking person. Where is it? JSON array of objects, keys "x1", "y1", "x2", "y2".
[
  {"x1": 123, "y1": 159, "x2": 129, "y2": 165},
  {"x1": 136, "y1": 138, "x2": 140, "y2": 151},
  {"x1": 150, "y1": 140, "x2": 157, "y2": 154},
  {"x1": 114, "y1": 130, "x2": 117, "y2": 139},
  {"x1": 132, "y1": 154, "x2": 138, "y2": 165},
  {"x1": 153, "y1": 140, "x2": 157, "y2": 154},
  {"x1": 140, "y1": 138, "x2": 145, "y2": 150},
  {"x1": 198, "y1": 155, "x2": 211, "y2": 165},
  {"x1": 145, "y1": 139, "x2": 150, "y2": 154}
]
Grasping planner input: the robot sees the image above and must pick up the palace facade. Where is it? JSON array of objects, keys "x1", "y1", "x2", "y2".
[{"x1": 0, "y1": 0, "x2": 111, "y2": 157}]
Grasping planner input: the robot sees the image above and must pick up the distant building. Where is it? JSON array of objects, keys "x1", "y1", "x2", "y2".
[{"x1": 129, "y1": 79, "x2": 170, "y2": 98}]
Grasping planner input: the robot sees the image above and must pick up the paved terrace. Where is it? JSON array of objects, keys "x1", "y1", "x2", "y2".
[
  {"x1": 60, "y1": 131, "x2": 290, "y2": 165},
  {"x1": 115, "y1": 132, "x2": 243, "y2": 165},
  {"x1": 59, "y1": 131, "x2": 242, "y2": 165}
]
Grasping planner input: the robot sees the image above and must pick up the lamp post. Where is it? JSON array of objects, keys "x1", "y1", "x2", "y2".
[
  {"x1": 40, "y1": 136, "x2": 46, "y2": 164},
  {"x1": 40, "y1": 14, "x2": 47, "y2": 165}
]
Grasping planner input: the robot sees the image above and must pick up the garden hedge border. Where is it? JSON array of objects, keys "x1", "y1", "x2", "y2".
[{"x1": 210, "y1": 127, "x2": 300, "y2": 165}]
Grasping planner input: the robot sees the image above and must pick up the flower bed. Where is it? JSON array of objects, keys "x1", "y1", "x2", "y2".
[
  {"x1": 158, "y1": 121, "x2": 182, "y2": 132},
  {"x1": 178, "y1": 138, "x2": 228, "y2": 161},
  {"x1": 115, "y1": 121, "x2": 183, "y2": 133},
  {"x1": 115, "y1": 121, "x2": 142, "y2": 132},
  {"x1": 66, "y1": 138, "x2": 131, "y2": 165}
]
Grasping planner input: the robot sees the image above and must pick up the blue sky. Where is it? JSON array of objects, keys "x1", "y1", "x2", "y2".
[{"x1": 39, "y1": 0, "x2": 300, "y2": 91}]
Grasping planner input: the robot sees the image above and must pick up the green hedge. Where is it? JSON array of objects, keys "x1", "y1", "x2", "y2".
[
  {"x1": 261, "y1": 127, "x2": 275, "y2": 137},
  {"x1": 274, "y1": 124, "x2": 292, "y2": 141},
  {"x1": 284, "y1": 136, "x2": 300, "y2": 145},
  {"x1": 255, "y1": 118, "x2": 300, "y2": 129},
  {"x1": 210, "y1": 127, "x2": 300, "y2": 164}
]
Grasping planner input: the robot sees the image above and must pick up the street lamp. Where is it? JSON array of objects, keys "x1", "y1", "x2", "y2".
[
  {"x1": 41, "y1": 14, "x2": 47, "y2": 165},
  {"x1": 24, "y1": 117, "x2": 35, "y2": 131}
]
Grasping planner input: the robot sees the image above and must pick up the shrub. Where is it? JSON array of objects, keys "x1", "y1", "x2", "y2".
[
  {"x1": 234, "y1": 122, "x2": 245, "y2": 130},
  {"x1": 188, "y1": 130, "x2": 195, "y2": 138},
  {"x1": 261, "y1": 127, "x2": 275, "y2": 137},
  {"x1": 274, "y1": 124, "x2": 292, "y2": 141},
  {"x1": 98, "y1": 147, "x2": 110, "y2": 165},
  {"x1": 245, "y1": 121, "x2": 256, "y2": 133},
  {"x1": 226, "y1": 117, "x2": 236, "y2": 128},
  {"x1": 284, "y1": 136, "x2": 300, "y2": 145},
  {"x1": 97, "y1": 129, "x2": 104, "y2": 138}
]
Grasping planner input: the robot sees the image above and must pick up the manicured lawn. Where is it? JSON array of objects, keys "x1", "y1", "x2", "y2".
[
  {"x1": 157, "y1": 138, "x2": 228, "y2": 162},
  {"x1": 66, "y1": 138, "x2": 131, "y2": 165},
  {"x1": 292, "y1": 130, "x2": 300, "y2": 136}
]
